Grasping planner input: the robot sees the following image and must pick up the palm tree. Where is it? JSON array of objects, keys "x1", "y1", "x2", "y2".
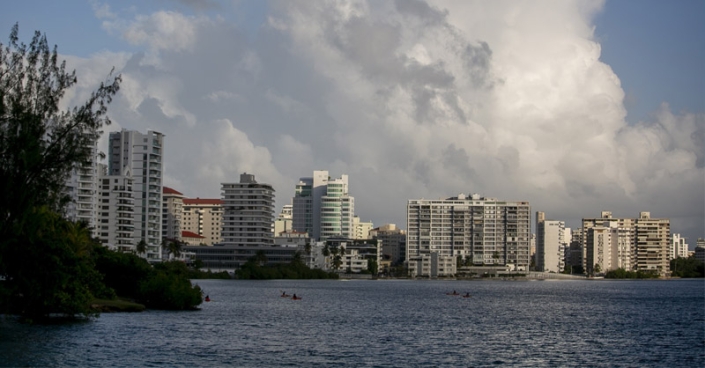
[
  {"x1": 168, "y1": 241, "x2": 182, "y2": 259},
  {"x1": 136, "y1": 239, "x2": 148, "y2": 255},
  {"x1": 64, "y1": 220, "x2": 94, "y2": 258}
]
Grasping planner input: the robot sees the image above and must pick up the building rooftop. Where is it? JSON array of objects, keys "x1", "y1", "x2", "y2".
[
  {"x1": 182, "y1": 230, "x2": 206, "y2": 239},
  {"x1": 183, "y1": 198, "x2": 222, "y2": 205},
  {"x1": 163, "y1": 186, "x2": 183, "y2": 195}
]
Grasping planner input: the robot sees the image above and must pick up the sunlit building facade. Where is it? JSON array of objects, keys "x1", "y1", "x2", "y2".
[{"x1": 407, "y1": 193, "x2": 531, "y2": 275}]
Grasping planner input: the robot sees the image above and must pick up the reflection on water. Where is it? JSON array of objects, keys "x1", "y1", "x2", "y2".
[{"x1": 1, "y1": 279, "x2": 703, "y2": 367}]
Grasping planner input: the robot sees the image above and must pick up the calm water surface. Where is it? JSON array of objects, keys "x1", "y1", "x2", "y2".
[{"x1": 1, "y1": 279, "x2": 703, "y2": 367}]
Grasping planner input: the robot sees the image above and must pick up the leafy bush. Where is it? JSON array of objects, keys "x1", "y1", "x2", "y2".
[{"x1": 138, "y1": 269, "x2": 203, "y2": 310}]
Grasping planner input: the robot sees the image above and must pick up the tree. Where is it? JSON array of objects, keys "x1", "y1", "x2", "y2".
[
  {"x1": 0, "y1": 25, "x2": 120, "y2": 320},
  {"x1": 167, "y1": 241, "x2": 182, "y2": 259},
  {"x1": 593, "y1": 263, "x2": 601, "y2": 276},
  {"x1": 332, "y1": 254, "x2": 343, "y2": 271},
  {"x1": 0, "y1": 24, "x2": 120, "y2": 240},
  {"x1": 367, "y1": 258, "x2": 378, "y2": 275},
  {"x1": 135, "y1": 240, "x2": 148, "y2": 256},
  {"x1": 1, "y1": 207, "x2": 108, "y2": 321}
]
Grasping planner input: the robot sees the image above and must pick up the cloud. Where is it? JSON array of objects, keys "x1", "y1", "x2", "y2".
[{"x1": 63, "y1": 0, "x2": 703, "y2": 243}]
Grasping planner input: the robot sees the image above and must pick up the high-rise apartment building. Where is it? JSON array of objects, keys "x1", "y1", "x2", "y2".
[
  {"x1": 162, "y1": 187, "x2": 184, "y2": 242},
  {"x1": 536, "y1": 211, "x2": 567, "y2": 273},
  {"x1": 671, "y1": 234, "x2": 689, "y2": 260},
  {"x1": 292, "y1": 170, "x2": 354, "y2": 240},
  {"x1": 406, "y1": 193, "x2": 531, "y2": 272},
  {"x1": 633, "y1": 212, "x2": 670, "y2": 274},
  {"x1": 108, "y1": 129, "x2": 164, "y2": 261},
  {"x1": 64, "y1": 141, "x2": 99, "y2": 235},
  {"x1": 96, "y1": 164, "x2": 136, "y2": 253},
  {"x1": 582, "y1": 211, "x2": 670, "y2": 276},
  {"x1": 182, "y1": 198, "x2": 223, "y2": 245},
  {"x1": 221, "y1": 173, "x2": 275, "y2": 246}
]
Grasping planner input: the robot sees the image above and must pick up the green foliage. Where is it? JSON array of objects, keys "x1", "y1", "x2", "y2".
[
  {"x1": 604, "y1": 268, "x2": 660, "y2": 279},
  {"x1": 135, "y1": 240, "x2": 147, "y2": 255},
  {"x1": 92, "y1": 244, "x2": 154, "y2": 299},
  {"x1": 0, "y1": 24, "x2": 120, "y2": 241},
  {"x1": 0, "y1": 25, "x2": 120, "y2": 321},
  {"x1": 138, "y1": 261, "x2": 203, "y2": 310},
  {"x1": 92, "y1": 249, "x2": 204, "y2": 310},
  {"x1": 367, "y1": 258, "x2": 378, "y2": 275},
  {"x1": 670, "y1": 257, "x2": 705, "y2": 278},
  {"x1": 0, "y1": 207, "x2": 108, "y2": 321}
]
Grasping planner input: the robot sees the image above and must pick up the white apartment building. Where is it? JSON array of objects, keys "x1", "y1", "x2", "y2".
[
  {"x1": 108, "y1": 129, "x2": 164, "y2": 261},
  {"x1": 634, "y1": 212, "x2": 670, "y2": 275},
  {"x1": 582, "y1": 211, "x2": 670, "y2": 276},
  {"x1": 221, "y1": 173, "x2": 275, "y2": 246},
  {"x1": 536, "y1": 211, "x2": 567, "y2": 273},
  {"x1": 182, "y1": 198, "x2": 223, "y2": 245},
  {"x1": 585, "y1": 227, "x2": 612, "y2": 275},
  {"x1": 292, "y1": 170, "x2": 355, "y2": 241},
  {"x1": 64, "y1": 141, "x2": 99, "y2": 235},
  {"x1": 671, "y1": 234, "x2": 689, "y2": 260},
  {"x1": 370, "y1": 224, "x2": 407, "y2": 265},
  {"x1": 274, "y1": 204, "x2": 293, "y2": 236},
  {"x1": 408, "y1": 252, "x2": 456, "y2": 278},
  {"x1": 609, "y1": 227, "x2": 633, "y2": 271},
  {"x1": 96, "y1": 164, "x2": 136, "y2": 253},
  {"x1": 162, "y1": 187, "x2": 184, "y2": 242},
  {"x1": 352, "y1": 216, "x2": 373, "y2": 240},
  {"x1": 407, "y1": 193, "x2": 531, "y2": 275}
]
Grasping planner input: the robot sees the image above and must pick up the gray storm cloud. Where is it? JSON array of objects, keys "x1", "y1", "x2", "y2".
[{"x1": 63, "y1": 0, "x2": 703, "y2": 242}]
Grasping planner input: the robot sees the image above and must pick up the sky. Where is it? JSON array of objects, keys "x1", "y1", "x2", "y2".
[{"x1": 2, "y1": 0, "x2": 704, "y2": 247}]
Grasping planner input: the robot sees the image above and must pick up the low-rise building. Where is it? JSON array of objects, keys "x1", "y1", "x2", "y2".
[{"x1": 408, "y1": 252, "x2": 456, "y2": 277}]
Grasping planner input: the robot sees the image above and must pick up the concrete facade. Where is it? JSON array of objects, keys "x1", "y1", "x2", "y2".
[
  {"x1": 182, "y1": 198, "x2": 223, "y2": 245},
  {"x1": 582, "y1": 211, "x2": 670, "y2": 276},
  {"x1": 96, "y1": 164, "x2": 136, "y2": 253},
  {"x1": 406, "y1": 193, "x2": 531, "y2": 274},
  {"x1": 536, "y1": 211, "x2": 567, "y2": 273},
  {"x1": 370, "y1": 224, "x2": 407, "y2": 265},
  {"x1": 221, "y1": 173, "x2": 275, "y2": 246},
  {"x1": 108, "y1": 129, "x2": 164, "y2": 261},
  {"x1": 162, "y1": 187, "x2": 184, "y2": 242}
]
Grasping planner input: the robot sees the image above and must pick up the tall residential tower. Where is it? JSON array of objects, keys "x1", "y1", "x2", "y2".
[
  {"x1": 406, "y1": 194, "x2": 531, "y2": 274},
  {"x1": 108, "y1": 129, "x2": 165, "y2": 261},
  {"x1": 292, "y1": 170, "x2": 354, "y2": 241}
]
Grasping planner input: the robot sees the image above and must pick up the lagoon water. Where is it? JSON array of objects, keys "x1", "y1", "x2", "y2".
[{"x1": 1, "y1": 279, "x2": 704, "y2": 367}]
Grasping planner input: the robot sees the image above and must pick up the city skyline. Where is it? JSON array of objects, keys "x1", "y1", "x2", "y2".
[{"x1": 3, "y1": 0, "x2": 703, "y2": 243}]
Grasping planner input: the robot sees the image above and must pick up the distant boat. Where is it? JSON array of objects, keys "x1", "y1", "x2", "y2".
[
  {"x1": 291, "y1": 295, "x2": 302, "y2": 300},
  {"x1": 205, "y1": 295, "x2": 211, "y2": 302}
]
